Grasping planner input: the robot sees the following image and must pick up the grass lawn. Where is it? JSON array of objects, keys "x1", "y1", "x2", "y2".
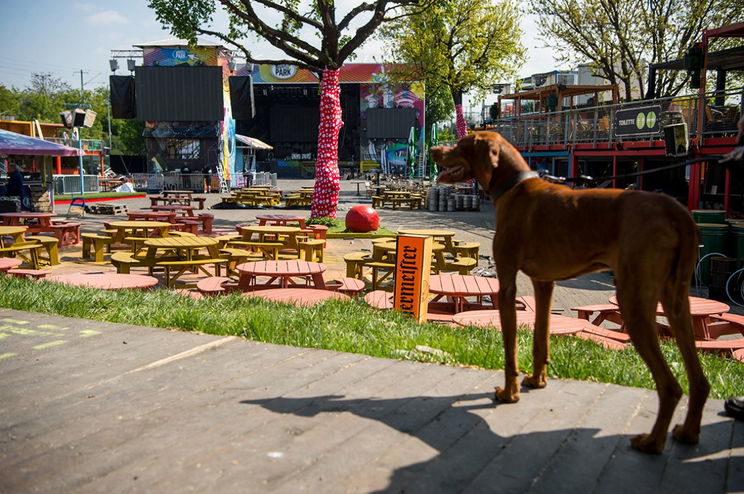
[
  {"x1": 310, "y1": 218, "x2": 397, "y2": 237},
  {"x1": 1, "y1": 276, "x2": 742, "y2": 399}
]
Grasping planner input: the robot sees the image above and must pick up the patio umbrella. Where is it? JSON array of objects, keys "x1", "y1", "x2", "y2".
[
  {"x1": 429, "y1": 123, "x2": 439, "y2": 183},
  {"x1": 406, "y1": 126, "x2": 417, "y2": 179},
  {"x1": 0, "y1": 128, "x2": 82, "y2": 156}
]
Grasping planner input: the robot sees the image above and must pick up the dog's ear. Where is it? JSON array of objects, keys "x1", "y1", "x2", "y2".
[{"x1": 473, "y1": 135, "x2": 501, "y2": 192}]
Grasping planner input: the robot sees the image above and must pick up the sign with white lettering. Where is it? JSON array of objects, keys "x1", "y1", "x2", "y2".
[
  {"x1": 613, "y1": 105, "x2": 661, "y2": 136},
  {"x1": 393, "y1": 235, "x2": 432, "y2": 323}
]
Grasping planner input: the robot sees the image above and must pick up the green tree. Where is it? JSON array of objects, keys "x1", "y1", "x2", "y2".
[
  {"x1": 379, "y1": 0, "x2": 525, "y2": 137},
  {"x1": 148, "y1": 0, "x2": 425, "y2": 218},
  {"x1": 530, "y1": 0, "x2": 743, "y2": 99}
]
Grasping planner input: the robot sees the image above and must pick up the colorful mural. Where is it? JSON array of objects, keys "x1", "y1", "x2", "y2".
[{"x1": 142, "y1": 46, "x2": 219, "y2": 67}]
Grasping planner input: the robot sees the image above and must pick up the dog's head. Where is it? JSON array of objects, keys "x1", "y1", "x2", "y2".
[{"x1": 430, "y1": 132, "x2": 504, "y2": 192}]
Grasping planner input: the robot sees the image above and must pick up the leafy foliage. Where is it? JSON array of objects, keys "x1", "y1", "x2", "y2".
[
  {"x1": 530, "y1": 0, "x2": 744, "y2": 99},
  {"x1": 378, "y1": 0, "x2": 525, "y2": 121}
]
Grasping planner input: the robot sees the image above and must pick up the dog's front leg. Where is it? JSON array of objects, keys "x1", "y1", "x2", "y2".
[
  {"x1": 523, "y1": 279, "x2": 554, "y2": 389},
  {"x1": 495, "y1": 269, "x2": 520, "y2": 403}
]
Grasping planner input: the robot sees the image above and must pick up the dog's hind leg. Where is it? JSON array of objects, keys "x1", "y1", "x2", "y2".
[
  {"x1": 661, "y1": 275, "x2": 710, "y2": 445},
  {"x1": 495, "y1": 266, "x2": 520, "y2": 403},
  {"x1": 617, "y1": 271, "x2": 681, "y2": 454},
  {"x1": 523, "y1": 279, "x2": 554, "y2": 389}
]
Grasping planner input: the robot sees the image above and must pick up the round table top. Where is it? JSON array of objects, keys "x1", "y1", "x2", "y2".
[
  {"x1": 46, "y1": 273, "x2": 158, "y2": 290},
  {"x1": 608, "y1": 295, "x2": 729, "y2": 316},
  {"x1": 453, "y1": 310, "x2": 587, "y2": 335},
  {"x1": 239, "y1": 225, "x2": 301, "y2": 234},
  {"x1": 0, "y1": 225, "x2": 28, "y2": 236},
  {"x1": 236, "y1": 260, "x2": 326, "y2": 276},
  {"x1": 429, "y1": 274, "x2": 500, "y2": 296},
  {"x1": 0, "y1": 257, "x2": 23, "y2": 270},
  {"x1": 144, "y1": 236, "x2": 218, "y2": 249},
  {"x1": 256, "y1": 214, "x2": 305, "y2": 222},
  {"x1": 109, "y1": 221, "x2": 172, "y2": 229},
  {"x1": 243, "y1": 288, "x2": 349, "y2": 307},
  {"x1": 398, "y1": 229, "x2": 456, "y2": 237},
  {"x1": 0, "y1": 212, "x2": 54, "y2": 218}
]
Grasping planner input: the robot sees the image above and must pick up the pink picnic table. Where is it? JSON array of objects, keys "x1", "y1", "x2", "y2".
[
  {"x1": 256, "y1": 214, "x2": 308, "y2": 229},
  {"x1": 429, "y1": 274, "x2": 501, "y2": 313},
  {"x1": 453, "y1": 310, "x2": 588, "y2": 335},
  {"x1": 0, "y1": 257, "x2": 23, "y2": 272},
  {"x1": 45, "y1": 273, "x2": 158, "y2": 290},
  {"x1": 236, "y1": 260, "x2": 327, "y2": 290}
]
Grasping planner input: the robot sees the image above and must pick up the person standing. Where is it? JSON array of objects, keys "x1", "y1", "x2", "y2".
[{"x1": 6, "y1": 163, "x2": 24, "y2": 198}]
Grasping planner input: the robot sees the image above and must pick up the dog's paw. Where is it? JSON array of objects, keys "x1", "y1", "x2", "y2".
[
  {"x1": 672, "y1": 424, "x2": 700, "y2": 444},
  {"x1": 630, "y1": 433, "x2": 664, "y2": 454},
  {"x1": 494, "y1": 386, "x2": 520, "y2": 403},
  {"x1": 522, "y1": 375, "x2": 547, "y2": 389}
]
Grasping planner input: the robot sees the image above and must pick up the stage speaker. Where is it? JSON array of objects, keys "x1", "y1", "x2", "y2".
[
  {"x1": 229, "y1": 75, "x2": 255, "y2": 119},
  {"x1": 110, "y1": 75, "x2": 136, "y2": 118},
  {"x1": 59, "y1": 110, "x2": 73, "y2": 129},
  {"x1": 664, "y1": 123, "x2": 688, "y2": 157}
]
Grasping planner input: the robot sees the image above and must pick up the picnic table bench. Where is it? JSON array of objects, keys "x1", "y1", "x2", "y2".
[
  {"x1": 371, "y1": 193, "x2": 422, "y2": 210},
  {"x1": 148, "y1": 195, "x2": 206, "y2": 209}
]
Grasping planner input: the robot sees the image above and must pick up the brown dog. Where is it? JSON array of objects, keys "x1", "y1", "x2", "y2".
[{"x1": 431, "y1": 131, "x2": 709, "y2": 454}]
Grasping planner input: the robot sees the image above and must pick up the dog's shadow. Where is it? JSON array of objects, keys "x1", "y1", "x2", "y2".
[{"x1": 241, "y1": 391, "x2": 742, "y2": 493}]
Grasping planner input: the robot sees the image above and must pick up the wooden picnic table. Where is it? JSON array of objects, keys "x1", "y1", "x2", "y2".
[
  {"x1": 0, "y1": 226, "x2": 28, "y2": 248},
  {"x1": 238, "y1": 225, "x2": 304, "y2": 253},
  {"x1": 397, "y1": 229, "x2": 457, "y2": 253},
  {"x1": 108, "y1": 221, "x2": 172, "y2": 244},
  {"x1": 453, "y1": 310, "x2": 588, "y2": 335},
  {"x1": 243, "y1": 287, "x2": 349, "y2": 307},
  {"x1": 45, "y1": 273, "x2": 158, "y2": 290},
  {"x1": 236, "y1": 260, "x2": 327, "y2": 290},
  {"x1": 429, "y1": 274, "x2": 501, "y2": 313},
  {"x1": 151, "y1": 205, "x2": 196, "y2": 217},
  {"x1": 0, "y1": 257, "x2": 23, "y2": 272},
  {"x1": 127, "y1": 211, "x2": 177, "y2": 222},
  {"x1": 608, "y1": 295, "x2": 730, "y2": 340},
  {"x1": 143, "y1": 236, "x2": 223, "y2": 287},
  {"x1": 0, "y1": 212, "x2": 55, "y2": 229},
  {"x1": 161, "y1": 190, "x2": 193, "y2": 198},
  {"x1": 256, "y1": 214, "x2": 307, "y2": 229},
  {"x1": 373, "y1": 241, "x2": 447, "y2": 271}
]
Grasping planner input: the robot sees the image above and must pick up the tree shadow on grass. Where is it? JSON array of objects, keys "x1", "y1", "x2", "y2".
[{"x1": 241, "y1": 392, "x2": 741, "y2": 493}]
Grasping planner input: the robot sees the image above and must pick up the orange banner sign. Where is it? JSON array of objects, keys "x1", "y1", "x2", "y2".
[{"x1": 393, "y1": 235, "x2": 432, "y2": 323}]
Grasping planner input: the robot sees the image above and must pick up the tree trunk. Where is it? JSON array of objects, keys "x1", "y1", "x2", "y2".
[
  {"x1": 311, "y1": 69, "x2": 344, "y2": 218},
  {"x1": 453, "y1": 91, "x2": 468, "y2": 139}
]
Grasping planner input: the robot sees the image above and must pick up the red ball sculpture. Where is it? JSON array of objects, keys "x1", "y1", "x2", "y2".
[{"x1": 345, "y1": 205, "x2": 380, "y2": 232}]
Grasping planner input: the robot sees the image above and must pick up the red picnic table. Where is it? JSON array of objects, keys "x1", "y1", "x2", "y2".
[
  {"x1": 429, "y1": 274, "x2": 501, "y2": 313},
  {"x1": 127, "y1": 211, "x2": 177, "y2": 222},
  {"x1": 0, "y1": 212, "x2": 79, "y2": 246},
  {"x1": 256, "y1": 214, "x2": 308, "y2": 229},
  {"x1": 243, "y1": 287, "x2": 349, "y2": 307},
  {"x1": 45, "y1": 273, "x2": 158, "y2": 290},
  {"x1": 151, "y1": 205, "x2": 195, "y2": 217},
  {"x1": 452, "y1": 310, "x2": 589, "y2": 335},
  {"x1": 236, "y1": 260, "x2": 327, "y2": 290},
  {"x1": 608, "y1": 295, "x2": 730, "y2": 340}
]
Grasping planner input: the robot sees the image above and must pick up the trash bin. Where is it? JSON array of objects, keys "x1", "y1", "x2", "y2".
[
  {"x1": 697, "y1": 223, "x2": 729, "y2": 285},
  {"x1": 691, "y1": 210, "x2": 726, "y2": 224},
  {"x1": 729, "y1": 223, "x2": 744, "y2": 268}
]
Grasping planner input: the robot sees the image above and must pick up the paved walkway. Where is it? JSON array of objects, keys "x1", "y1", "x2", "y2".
[{"x1": 1, "y1": 309, "x2": 741, "y2": 493}]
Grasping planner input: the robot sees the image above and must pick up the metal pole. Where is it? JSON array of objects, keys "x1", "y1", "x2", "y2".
[{"x1": 77, "y1": 128, "x2": 85, "y2": 196}]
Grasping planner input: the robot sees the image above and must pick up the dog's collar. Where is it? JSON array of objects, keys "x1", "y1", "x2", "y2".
[{"x1": 490, "y1": 171, "x2": 540, "y2": 202}]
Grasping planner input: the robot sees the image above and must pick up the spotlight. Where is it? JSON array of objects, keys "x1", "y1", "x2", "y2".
[
  {"x1": 109, "y1": 59, "x2": 119, "y2": 72},
  {"x1": 127, "y1": 59, "x2": 136, "y2": 72}
]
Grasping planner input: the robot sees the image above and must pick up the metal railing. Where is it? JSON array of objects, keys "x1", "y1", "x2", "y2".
[
  {"x1": 487, "y1": 87, "x2": 742, "y2": 148},
  {"x1": 45, "y1": 138, "x2": 104, "y2": 152},
  {"x1": 53, "y1": 174, "x2": 99, "y2": 194},
  {"x1": 129, "y1": 173, "x2": 212, "y2": 193}
]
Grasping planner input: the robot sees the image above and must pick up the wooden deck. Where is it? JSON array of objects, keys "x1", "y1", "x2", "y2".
[{"x1": 0, "y1": 308, "x2": 740, "y2": 493}]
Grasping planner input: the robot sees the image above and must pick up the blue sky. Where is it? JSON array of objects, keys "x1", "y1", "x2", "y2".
[{"x1": 0, "y1": 0, "x2": 558, "y2": 97}]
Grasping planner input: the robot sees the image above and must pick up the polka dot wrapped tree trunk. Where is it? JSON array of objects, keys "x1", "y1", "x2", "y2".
[
  {"x1": 455, "y1": 104, "x2": 468, "y2": 139},
  {"x1": 311, "y1": 69, "x2": 344, "y2": 218}
]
